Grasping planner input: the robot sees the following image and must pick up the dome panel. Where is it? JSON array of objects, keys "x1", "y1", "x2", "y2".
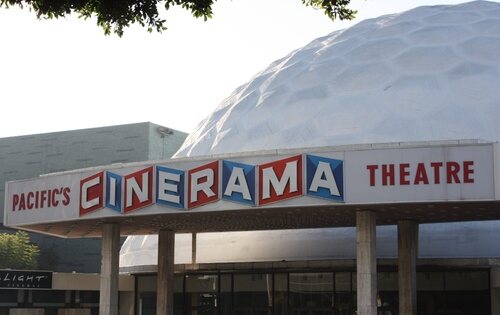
[
  {"x1": 422, "y1": 11, "x2": 483, "y2": 24},
  {"x1": 331, "y1": 63, "x2": 395, "y2": 92},
  {"x1": 407, "y1": 25, "x2": 472, "y2": 44},
  {"x1": 348, "y1": 38, "x2": 408, "y2": 62},
  {"x1": 469, "y1": 18, "x2": 500, "y2": 35},
  {"x1": 369, "y1": 21, "x2": 422, "y2": 39},
  {"x1": 458, "y1": 36, "x2": 500, "y2": 62},
  {"x1": 393, "y1": 46, "x2": 460, "y2": 73}
]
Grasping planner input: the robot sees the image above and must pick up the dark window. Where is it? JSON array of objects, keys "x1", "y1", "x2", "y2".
[
  {"x1": 32, "y1": 290, "x2": 65, "y2": 304},
  {"x1": 135, "y1": 274, "x2": 183, "y2": 315},
  {"x1": 80, "y1": 290, "x2": 99, "y2": 304},
  {"x1": 219, "y1": 274, "x2": 232, "y2": 315},
  {"x1": 417, "y1": 272, "x2": 444, "y2": 291},
  {"x1": 289, "y1": 273, "x2": 333, "y2": 314},
  {"x1": 0, "y1": 289, "x2": 17, "y2": 303},
  {"x1": 274, "y1": 274, "x2": 288, "y2": 315},
  {"x1": 140, "y1": 292, "x2": 156, "y2": 315},
  {"x1": 233, "y1": 274, "x2": 272, "y2": 315},
  {"x1": 444, "y1": 271, "x2": 489, "y2": 291},
  {"x1": 335, "y1": 272, "x2": 354, "y2": 315},
  {"x1": 185, "y1": 274, "x2": 218, "y2": 315}
]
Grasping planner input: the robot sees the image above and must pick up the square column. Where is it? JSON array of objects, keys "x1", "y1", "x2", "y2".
[
  {"x1": 491, "y1": 267, "x2": 500, "y2": 315},
  {"x1": 398, "y1": 220, "x2": 418, "y2": 315},
  {"x1": 157, "y1": 229, "x2": 175, "y2": 315},
  {"x1": 356, "y1": 210, "x2": 377, "y2": 315},
  {"x1": 100, "y1": 223, "x2": 120, "y2": 315},
  {"x1": 192, "y1": 232, "x2": 197, "y2": 265}
]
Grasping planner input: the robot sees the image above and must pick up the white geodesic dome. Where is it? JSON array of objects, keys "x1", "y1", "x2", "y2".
[
  {"x1": 120, "y1": 1, "x2": 500, "y2": 269},
  {"x1": 177, "y1": 0, "x2": 500, "y2": 156}
]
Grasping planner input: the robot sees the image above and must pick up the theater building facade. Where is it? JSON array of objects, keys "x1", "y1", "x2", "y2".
[
  {"x1": 5, "y1": 1, "x2": 500, "y2": 315},
  {"x1": 5, "y1": 141, "x2": 500, "y2": 315}
]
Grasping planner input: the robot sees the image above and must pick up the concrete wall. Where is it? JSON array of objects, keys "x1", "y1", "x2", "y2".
[
  {"x1": 10, "y1": 309, "x2": 44, "y2": 315},
  {"x1": 52, "y1": 272, "x2": 134, "y2": 291},
  {"x1": 57, "y1": 310, "x2": 91, "y2": 315},
  {"x1": 119, "y1": 292, "x2": 135, "y2": 315}
]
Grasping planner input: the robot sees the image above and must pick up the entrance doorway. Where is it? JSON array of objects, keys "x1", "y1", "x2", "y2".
[{"x1": 185, "y1": 274, "x2": 219, "y2": 315}]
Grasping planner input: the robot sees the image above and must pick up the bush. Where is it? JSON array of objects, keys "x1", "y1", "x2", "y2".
[{"x1": 0, "y1": 231, "x2": 39, "y2": 270}]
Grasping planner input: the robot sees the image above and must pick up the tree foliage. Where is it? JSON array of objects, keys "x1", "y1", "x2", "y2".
[
  {"x1": 0, "y1": 0, "x2": 356, "y2": 36},
  {"x1": 0, "y1": 231, "x2": 39, "y2": 270}
]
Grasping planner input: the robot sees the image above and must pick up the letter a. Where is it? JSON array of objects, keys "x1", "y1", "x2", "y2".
[
  {"x1": 309, "y1": 161, "x2": 340, "y2": 196},
  {"x1": 224, "y1": 167, "x2": 251, "y2": 200}
]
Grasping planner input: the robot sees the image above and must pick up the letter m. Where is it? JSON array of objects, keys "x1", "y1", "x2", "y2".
[{"x1": 259, "y1": 155, "x2": 302, "y2": 205}]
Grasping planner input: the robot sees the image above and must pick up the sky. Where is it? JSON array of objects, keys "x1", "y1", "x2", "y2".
[{"x1": 0, "y1": 0, "x2": 487, "y2": 138}]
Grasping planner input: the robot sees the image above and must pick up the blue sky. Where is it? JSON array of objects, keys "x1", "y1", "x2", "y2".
[{"x1": 0, "y1": 0, "x2": 490, "y2": 137}]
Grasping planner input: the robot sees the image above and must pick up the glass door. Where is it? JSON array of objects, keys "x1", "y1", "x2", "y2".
[
  {"x1": 289, "y1": 273, "x2": 334, "y2": 315},
  {"x1": 185, "y1": 274, "x2": 219, "y2": 315},
  {"x1": 233, "y1": 273, "x2": 273, "y2": 315}
]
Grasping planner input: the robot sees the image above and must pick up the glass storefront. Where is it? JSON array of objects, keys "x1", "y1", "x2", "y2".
[{"x1": 135, "y1": 270, "x2": 490, "y2": 315}]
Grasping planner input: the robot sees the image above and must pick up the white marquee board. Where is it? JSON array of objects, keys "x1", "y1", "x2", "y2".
[{"x1": 4, "y1": 142, "x2": 497, "y2": 228}]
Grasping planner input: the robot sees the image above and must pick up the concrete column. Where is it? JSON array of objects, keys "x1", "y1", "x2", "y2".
[
  {"x1": 100, "y1": 223, "x2": 120, "y2": 315},
  {"x1": 491, "y1": 288, "x2": 500, "y2": 315},
  {"x1": 192, "y1": 232, "x2": 197, "y2": 265},
  {"x1": 356, "y1": 210, "x2": 377, "y2": 315},
  {"x1": 398, "y1": 220, "x2": 418, "y2": 315},
  {"x1": 157, "y1": 230, "x2": 175, "y2": 315},
  {"x1": 490, "y1": 267, "x2": 500, "y2": 315}
]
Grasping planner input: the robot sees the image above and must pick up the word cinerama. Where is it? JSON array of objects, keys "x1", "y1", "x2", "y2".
[{"x1": 79, "y1": 155, "x2": 344, "y2": 216}]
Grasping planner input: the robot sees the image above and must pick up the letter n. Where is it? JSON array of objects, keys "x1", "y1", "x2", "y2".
[{"x1": 124, "y1": 167, "x2": 154, "y2": 213}]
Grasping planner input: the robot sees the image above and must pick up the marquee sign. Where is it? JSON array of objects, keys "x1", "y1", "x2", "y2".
[
  {"x1": 0, "y1": 270, "x2": 52, "y2": 289},
  {"x1": 4, "y1": 142, "x2": 497, "y2": 229}
]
